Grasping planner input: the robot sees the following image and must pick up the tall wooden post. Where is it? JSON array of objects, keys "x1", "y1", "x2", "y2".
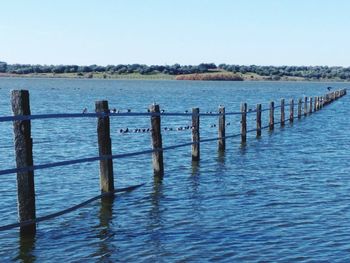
[
  {"x1": 280, "y1": 98, "x2": 285, "y2": 126},
  {"x1": 256, "y1": 104, "x2": 262, "y2": 137},
  {"x1": 149, "y1": 104, "x2": 164, "y2": 177},
  {"x1": 297, "y1": 98, "x2": 302, "y2": 118},
  {"x1": 218, "y1": 106, "x2": 225, "y2": 151},
  {"x1": 314, "y1": 97, "x2": 317, "y2": 111},
  {"x1": 11, "y1": 90, "x2": 36, "y2": 235},
  {"x1": 241, "y1": 103, "x2": 247, "y2": 143},
  {"x1": 96, "y1": 100, "x2": 114, "y2": 193},
  {"x1": 269, "y1": 101, "x2": 274, "y2": 131},
  {"x1": 289, "y1": 99, "x2": 294, "y2": 123},
  {"x1": 192, "y1": 108, "x2": 200, "y2": 161},
  {"x1": 304, "y1": 97, "x2": 308, "y2": 116},
  {"x1": 309, "y1": 97, "x2": 313, "y2": 114}
]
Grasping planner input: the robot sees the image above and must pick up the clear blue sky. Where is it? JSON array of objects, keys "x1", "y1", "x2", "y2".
[{"x1": 1, "y1": 0, "x2": 349, "y2": 66}]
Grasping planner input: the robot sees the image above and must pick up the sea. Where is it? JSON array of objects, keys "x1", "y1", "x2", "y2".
[{"x1": 0, "y1": 78, "x2": 349, "y2": 262}]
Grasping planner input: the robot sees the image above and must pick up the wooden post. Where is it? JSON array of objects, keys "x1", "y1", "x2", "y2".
[
  {"x1": 304, "y1": 97, "x2": 308, "y2": 116},
  {"x1": 269, "y1": 101, "x2": 274, "y2": 131},
  {"x1": 11, "y1": 90, "x2": 36, "y2": 235},
  {"x1": 149, "y1": 104, "x2": 164, "y2": 177},
  {"x1": 297, "y1": 98, "x2": 302, "y2": 118},
  {"x1": 192, "y1": 108, "x2": 200, "y2": 161},
  {"x1": 309, "y1": 97, "x2": 313, "y2": 114},
  {"x1": 256, "y1": 104, "x2": 262, "y2": 137},
  {"x1": 96, "y1": 100, "x2": 114, "y2": 193},
  {"x1": 314, "y1": 97, "x2": 317, "y2": 111},
  {"x1": 280, "y1": 98, "x2": 285, "y2": 126},
  {"x1": 289, "y1": 99, "x2": 294, "y2": 123},
  {"x1": 218, "y1": 106, "x2": 225, "y2": 151},
  {"x1": 241, "y1": 103, "x2": 247, "y2": 143}
]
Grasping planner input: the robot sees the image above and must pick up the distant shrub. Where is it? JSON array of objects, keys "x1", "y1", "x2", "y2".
[{"x1": 175, "y1": 72, "x2": 243, "y2": 81}]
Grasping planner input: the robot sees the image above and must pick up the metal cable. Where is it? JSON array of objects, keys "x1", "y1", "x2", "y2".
[{"x1": 0, "y1": 183, "x2": 144, "y2": 232}]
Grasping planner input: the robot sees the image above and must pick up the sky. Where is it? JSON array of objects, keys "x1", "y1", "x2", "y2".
[{"x1": 1, "y1": 0, "x2": 349, "y2": 66}]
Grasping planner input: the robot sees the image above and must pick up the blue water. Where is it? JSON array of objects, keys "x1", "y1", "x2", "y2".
[{"x1": 0, "y1": 78, "x2": 349, "y2": 262}]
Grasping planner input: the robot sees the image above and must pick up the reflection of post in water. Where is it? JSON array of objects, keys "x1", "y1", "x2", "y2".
[
  {"x1": 96, "y1": 195, "x2": 115, "y2": 259},
  {"x1": 150, "y1": 179, "x2": 163, "y2": 220},
  {"x1": 147, "y1": 179, "x2": 164, "y2": 254},
  {"x1": 99, "y1": 195, "x2": 115, "y2": 228},
  {"x1": 191, "y1": 160, "x2": 200, "y2": 177},
  {"x1": 217, "y1": 149, "x2": 225, "y2": 164},
  {"x1": 17, "y1": 232, "x2": 36, "y2": 263}
]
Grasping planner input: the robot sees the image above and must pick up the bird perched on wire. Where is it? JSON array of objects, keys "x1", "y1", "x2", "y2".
[{"x1": 82, "y1": 108, "x2": 88, "y2": 114}]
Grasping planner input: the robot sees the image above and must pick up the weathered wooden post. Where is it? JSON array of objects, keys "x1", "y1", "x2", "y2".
[
  {"x1": 269, "y1": 101, "x2": 274, "y2": 131},
  {"x1": 304, "y1": 97, "x2": 308, "y2": 116},
  {"x1": 318, "y1": 96, "x2": 321, "y2": 109},
  {"x1": 11, "y1": 90, "x2": 36, "y2": 235},
  {"x1": 149, "y1": 104, "x2": 164, "y2": 177},
  {"x1": 280, "y1": 98, "x2": 285, "y2": 126},
  {"x1": 241, "y1": 103, "x2": 247, "y2": 143},
  {"x1": 314, "y1": 97, "x2": 317, "y2": 111},
  {"x1": 256, "y1": 104, "x2": 262, "y2": 137},
  {"x1": 96, "y1": 100, "x2": 114, "y2": 193},
  {"x1": 297, "y1": 98, "x2": 302, "y2": 118},
  {"x1": 218, "y1": 106, "x2": 225, "y2": 151},
  {"x1": 309, "y1": 97, "x2": 313, "y2": 114},
  {"x1": 192, "y1": 108, "x2": 200, "y2": 161},
  {"x1": 289, "y1": 99, "x2": 294, "y2": 123}
]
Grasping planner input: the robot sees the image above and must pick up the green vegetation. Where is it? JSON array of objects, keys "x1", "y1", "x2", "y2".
[{"x1": 1, "y1": 61, "x2": 350, "y2": 81}]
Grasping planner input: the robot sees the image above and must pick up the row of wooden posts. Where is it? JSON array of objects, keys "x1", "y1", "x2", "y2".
[{"x1": 8, "y1": 88, "x2": 347, "y2": 234}]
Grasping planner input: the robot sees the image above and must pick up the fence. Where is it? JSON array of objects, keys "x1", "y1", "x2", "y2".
[{"x1": 0, "y1": 88, "x2": 347, "y2": 234}]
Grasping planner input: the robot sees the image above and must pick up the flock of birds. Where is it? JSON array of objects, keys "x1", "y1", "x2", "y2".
[
  {"x1": 117, "y1": 122, "x2": 232, "y2": 134},
  {"x1": 81, "y1": 87, "x2": 334, "y2": 134}
]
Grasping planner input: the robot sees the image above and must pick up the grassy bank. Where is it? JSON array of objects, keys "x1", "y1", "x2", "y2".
[{"x1": 0, "y1": 71, "x2": 348, "y2": 82}]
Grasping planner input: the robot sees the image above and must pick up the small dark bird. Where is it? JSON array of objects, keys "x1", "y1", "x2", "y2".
[
  {"x1": 127, "y1": 109, "x2": 131, "y2": 113},
  {"x1": 112, "y1": 108, "x2": 117, "y2": 113},
  {"x1": 184, "y1": 110, "x2": 188, "y2": 113},
  {"x1": 161, "y1": 109, "x2": 165, "y2": 113},
  {"x1": 82, "y1": 108, "x2": 87, "y2": 114},
  {"x1": 327, "y1": 87, "x2": 332, "y2": 91}
]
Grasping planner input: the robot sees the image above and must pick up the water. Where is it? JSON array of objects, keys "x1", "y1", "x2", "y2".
[{"x1": 0, "y1": 78, "x2": 349, "y2": 262}]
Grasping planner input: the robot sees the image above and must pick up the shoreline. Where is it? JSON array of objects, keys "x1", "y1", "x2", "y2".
[{"x1": 0, "y1": 73, "x2": 349, "y2": 83}]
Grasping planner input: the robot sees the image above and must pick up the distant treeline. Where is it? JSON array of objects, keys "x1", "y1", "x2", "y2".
[
  {"x1": 1, "y1": 61, "x2": 350, "y2": 80},
  {"x1": 218, "y1": 64, "x2": 350, "y2": 80}
]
